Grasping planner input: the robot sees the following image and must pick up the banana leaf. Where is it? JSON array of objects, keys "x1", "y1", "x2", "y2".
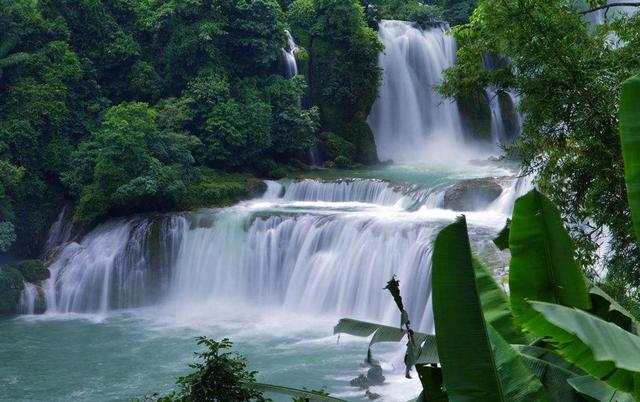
[
  {"x1": 416, "y1": 365, "x2": 448, "y2": 402},
  {"x1": 508, "y1": 190, "x2": 591, "y2": 323},
  {"x1": 589, "y1": 286, "x2": 639, "y2": 334},
  {"x1": 521, "y1": 301, "x2": 640, "y2": 399},
  {"x1": 517, "y1": 346, "x2": 586, "y2": 402},
  {"x1": 333, "y1": 318, "x2": 439, "y2": 364},
  {"x1": 619, "y1": 74, "x2": 640, "y2": 243},
  {"x1": 250, "y1": 383, "x2": 347, "y2": 401},
  {"x1": 493, "y1": 219, "x2": 511, "y2": 250},
  {"x1": 473, "y1": 258, "x2": 528, "y2": 344},
  {"x1": 432, "y1": 216, "x2": 549, "y2": 402},
  {"x1": 516, "y1": 345, "x2": 585, "y2": 375},
  {"x1": 568, "y1": 376, "x2": 635, "y2": 402}
]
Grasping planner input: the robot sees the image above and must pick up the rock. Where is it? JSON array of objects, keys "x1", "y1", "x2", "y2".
[
  {"x1": 365, "y1": 390, "x2": 382, "y2": 400},
  {"x1": 5, "y1": 259, "x2": 49, "y2": 283},
  {"x1": 350, "y1": 374, "x2": 370, "y2": 389},
  {"x1": 366, "y1": 365, "x2": 385, "y2": 385},
  {"x1": 443, "y1": 178, "x2": 503, "y2": 211},
  {"x1": 349, "y1": 365, "x2": 385, "y2": 390},
  {"x1": 0, "y1": 267, "x2": 25, "y2": 315}
]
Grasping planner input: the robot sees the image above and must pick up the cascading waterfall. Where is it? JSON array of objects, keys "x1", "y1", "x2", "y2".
[
  {"x1": 282, "y1": 178, "x2": 445, "y2": 210},
  {"x1": 368, "y1": 20, "x2": 466, "y2": 163},
  {"x1": 281, "y1": 30, "x2": 299, "y2": 79},
  {"x1": 486, "y1": 88, "x2": 522, "y2": 145},
  {"x1": 29, "y1": 174, "x2": 520, "y2": 331},
  {"x1": 44, "y1": 205, "x2": 74, "y2": 251},
  {"x1": 34, "y1": 207, "x2": 438, "y2": 332}
]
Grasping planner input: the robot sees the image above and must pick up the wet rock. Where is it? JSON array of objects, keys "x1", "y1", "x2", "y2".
[
  {"x1": 350, "y1": 365, "x2": 386, "y2": 390},
  {"x1": 350, "y1": 374, "x2": 370, "y2": 389},
  {"x1": 367, "y1": 365, "x2": 385, "y2": 385},
  {"x1": 443, "y1": 178, "x2": 503, "y2": 211},
  {"x1": 0, "y1": 266, "x2": 24, "y2": 315},
  {"x1": 365, "y1": 390, "x2": 382, "y2": 400}
]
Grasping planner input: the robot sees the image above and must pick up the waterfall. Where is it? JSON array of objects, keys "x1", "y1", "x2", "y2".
[
  {"x1": 35, "y1": 208, "x2": 438, "y2": 332},
  {"x1": 45, "y1": 205, "x2": 74, "y2": 251},
  {"x1": 486, "y1": 88, "x2": 522, "y2": 145},
  {"x1": 281, "y1": 179, "x2": 446, "y2": 210},
  {"x1": 281, "y1": 30, "x2": 299, "y2": 79},
  {"x1": 42, "y1": 216, "x2": 184, "y2": 314},
  {"x1": 368, "y1": 20, "x2": 466, "y2": 163},
  {"x1": 19, "y1": 283, "x2": 40, "y2": 314},
  {"x1": 283, "y1": 179, "x2": 403, "y2": 205},
  {"x1": 488, "y1": 175, "x2": 534, "y2": 215}
]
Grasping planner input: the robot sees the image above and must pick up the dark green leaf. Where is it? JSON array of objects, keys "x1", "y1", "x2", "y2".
[
  {"x1": 509, "y1": 190, "x2": 591, "y2": 323},
  {"x1": 619, "y1": 74, "x2": 640, "y2": 243}
]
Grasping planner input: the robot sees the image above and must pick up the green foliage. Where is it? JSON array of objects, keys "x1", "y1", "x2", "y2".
[
  {"x1": 3, "y1": 259, "x2": 48, "y2": 283},
  {"x1": 289, "y1": 0, "x2": 382, "y2": 164},
  {"x1": 168, "y1": 337, "x2": 270, "y2": 402},
  {"x1": 1, "y1": 0, "x2": 336, "y2": 258},
  {"x1": 473, "y1": 258, "x2": 528, "y2": 344},
  {"x1": 0, "y1": 266, "x2": 24, "y2": 315},
  {"x1": 619, "y1": 74, "x2": 640, "y2": 248},
  {"x1": 509, "y1": 190, "x2": 592, "y2": 323},
  {"x1": 441, "y1": 0, "x2": 640, "y2": 296},
  {"x1": 521, "y1": 302, "x2": 640, "y2": 399},
  {"x1": 432, "y1": 216, "x2": 548, "y2": 402}
]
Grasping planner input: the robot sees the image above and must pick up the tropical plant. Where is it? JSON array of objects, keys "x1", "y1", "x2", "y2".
[{"x1": 335, "y1": 80, "x2": 640, "y2": 400}]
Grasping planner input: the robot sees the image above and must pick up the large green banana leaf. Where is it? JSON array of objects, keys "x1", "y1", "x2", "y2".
[
  {"x1": 567, "y1": 376, "x2": 635, "y2": 402},
  {"x1": 416, "y1": 365, "x2": 449, "y2": 402},
  {"x1": 333, "y1": 318, "x2": 439, "y2": 364},
  {"x1": 589, "y1": 286, "x2": 638, "y2": 334},
  {"x1": 473, "y1": 258, "x2": 528, "y2": 344},
  {"x1": 521, "y1": 301, "x2": 640, "y2": 399},
  {"x1": 509, "y1": 190, "x2": 591, "y2": 322},
  {"x1": 432, "y1": 216, "x2": 549, "y2": 402},
  {"x1": 619, "y1": 74, "x2": 640, "y2": 243},
  {"x1": 516, "y1": 346, "x2": 586, "y2": 402},
  {"x1": 250, "y1": 383, "x2": 348, "y2": 401}
]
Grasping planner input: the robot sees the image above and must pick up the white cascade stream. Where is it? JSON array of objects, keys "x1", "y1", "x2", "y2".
[{"x1": 368, "y1": 20, "x2": 466, "y2": 163}]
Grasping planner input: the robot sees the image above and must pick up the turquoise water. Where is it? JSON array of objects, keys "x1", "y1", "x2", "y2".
[
  {"x1": 0, "y1": 308, "x2": 414, "y2": 401},
  {"x1": 1, "y1": 163, "x2": 518, "y2": 402}
]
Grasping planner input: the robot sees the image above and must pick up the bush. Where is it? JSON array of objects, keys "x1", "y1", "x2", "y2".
[{"x1": 158, "y1": 337, "x2": 270, "y2": 402}]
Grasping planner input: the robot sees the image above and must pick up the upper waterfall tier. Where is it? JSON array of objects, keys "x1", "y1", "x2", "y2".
[{"x1": 368, "y1": 20, "x2": 466, "y2": 163}]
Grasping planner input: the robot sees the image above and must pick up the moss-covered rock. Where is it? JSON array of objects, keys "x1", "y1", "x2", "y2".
[
  {"x1": 0, "y1": 267, "x2": 24, "y2": 316},
  {"x1": 443, "y1": 178, "x2": 503, "y2": 211},
  {"x1": 334, "y1": 155, "x2": 353, "y2": 169},
  {"x1": 457, "y1": 89, "x2": 492, "y2": 141},
  {"x1": 344, "y1": 114, "x2": 379, "y2": 165},
  {"x1": 319, "y1": 132, "x2": 356, "y2": 162},
  {"x1": 183, "y1": 168, "x2": 265, "y2": 209},
  {"x1": 5, "y1": 259, "x2": 49, "y2": 283}
]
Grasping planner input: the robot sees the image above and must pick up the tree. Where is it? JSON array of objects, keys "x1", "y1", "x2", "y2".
[{"x1": 440, "y1": 0, "x2": 640, "y2": 297}]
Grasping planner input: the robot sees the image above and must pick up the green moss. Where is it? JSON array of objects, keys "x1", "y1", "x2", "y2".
[
  {"x1": 4, "y1": 259, "x2": 49, "y2": 283},
  {"x1": 344, "y1": 115, "x2": 378, "y2": 164},
  {"x1": 0, "y1": 267, "x2": 24, "y2": 316},
  {"x1": 319, "y1": 132, "x2": 356, "y2": 162},
  {"x1": 183, "y1": 168, "x2": 264, "y2": 209},
  {"x1": 333, "y1": 156, "x2": 352, "y2": 169},
  {"x1": 457, "y1": 89, "x2": 492, "y2": 141}
]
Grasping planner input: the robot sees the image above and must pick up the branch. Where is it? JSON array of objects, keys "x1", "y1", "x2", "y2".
[{"x1": 580, "y1": 2, "x2": 640, "y2": 15}]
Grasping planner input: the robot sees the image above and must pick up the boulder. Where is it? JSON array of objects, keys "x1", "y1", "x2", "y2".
[
  {"x1": 0, "y1": 267, "x2": 24, "y2": 315},
  {"x1": 443, "y1": 178, "x2": 503, "y2": 211}
]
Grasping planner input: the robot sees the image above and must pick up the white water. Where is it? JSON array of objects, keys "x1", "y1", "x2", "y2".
[
  {"x1": 369, "y1": 20, "x2": 472, "y2": 163},
  {"x1": 9, "y1": 18, "x2": 535, "y2": 401},
  {"x1": 281, "y1": 30, "x2": 299, "y2": 79},
  {"x1": 486, "y1": 88, "x2": 522, "y2": 145}
]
